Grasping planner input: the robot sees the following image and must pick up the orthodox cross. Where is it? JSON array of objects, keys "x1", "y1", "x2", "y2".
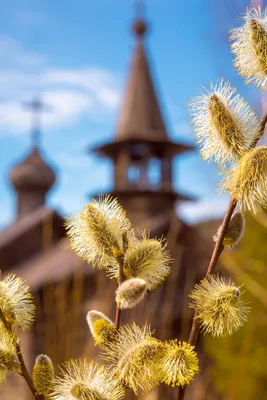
[{"x1": 23, "y1": 97, "x2": 52, "y2": 148}]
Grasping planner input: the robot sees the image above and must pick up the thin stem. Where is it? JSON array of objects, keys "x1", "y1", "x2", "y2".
[
  {"x1": 16, "y1": 343, "x2": 45, "y2": 400},
  {"x1": 0, "y1": 309, "x2": 44, "y2": 400},
  {"x1": 177, "y1": 198, "x2": 237, "y2": 400},
  {"x1": 115, "y1": 257, "x2": 125, "y2": 330},
  {"x1": 191, "y1": 197, "x2": 237, "y2": 343},
  {"x1": 177, "y1": 112, "x2": 267, "y2": 400},
  {"x1": 249, "y1": 111, "x2": 267, "y2": 150},
  {"x1": 206, "y1": 198, "x2": 237, "y2": 276}
]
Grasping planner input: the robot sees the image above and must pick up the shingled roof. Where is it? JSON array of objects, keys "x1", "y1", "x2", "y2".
[
  {"x1": 0, "y1": 206, "x2": 65, "y2": 271},
  {"x1": 115, "y1": 18, "x2": 168, "y2": 142}
]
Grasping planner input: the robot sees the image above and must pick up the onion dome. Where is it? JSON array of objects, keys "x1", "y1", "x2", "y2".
[{"x1": 10, "y1": 147, "x2": 55, "y2": 192}]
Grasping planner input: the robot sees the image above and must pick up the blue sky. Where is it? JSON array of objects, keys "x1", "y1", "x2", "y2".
[{"x1": 0, "y1": 0, "x2": 265, "y2": 228}]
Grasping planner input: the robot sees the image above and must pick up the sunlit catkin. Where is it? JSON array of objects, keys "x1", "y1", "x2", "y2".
[
  {"x1": 230, "y1": 7, "x2": 267, "y2": 89},
  {"x1": 222, "y1": 146, "x2": 267, "y2": 213},
  {"x1": 70, "y1": 382, "x2": 99, "y2": 399},
  {"x1": 189, "y1": 275, "x2": 250, "y2": 337},
  {"x1": 102, "y1": 323, "x2": 164, "y2": 394},
  {"x1": 65, "y1": 195, "x2": 134, "y2": 275},
  {"x1": 188, "y1": 79, "x2": 259, "y2": 164},
  {"x1": 50, "y1": 359, "x2": 124, "y2": 400},
  {"x1": 0, "y1": 274, "x2": 35, "y2": 332},
  {"x1": 32, "y1": 354, "x2": 54, "y2": 395},
  {"x1": 123, "y1": 234, "x2": 171, "y2": 290},
  {"x1": 86, "y1": 310, "x2": 116, "y2": 347},
  {"x1": 159, "y1": 340, "x2": 199, "y2": 387},
  {"x1": 116, "y1": 278, "x2": 147, "y2": 309},
  {"x1": 213, "y1": 211, "x2": 245, "y2": 248},
  {"x1": 0, "y1": 366, "x2": 8, "y2": 388}
]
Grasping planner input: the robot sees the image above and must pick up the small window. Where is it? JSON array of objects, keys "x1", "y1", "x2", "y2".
[
  {"x1": 127, "y1": 165, "x2": 141, "y2": 182},
  {"x1": 148, "y1": 158, "x2": 161, "y2": 188}
]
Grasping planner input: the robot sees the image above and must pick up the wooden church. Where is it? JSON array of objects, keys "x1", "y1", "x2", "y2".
[{"x1": 0, "y1": 9, "x2": 217, "y2": 400}]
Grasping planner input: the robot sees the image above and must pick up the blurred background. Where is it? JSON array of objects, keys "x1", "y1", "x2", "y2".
[
  {"x1": 1, "y1": 0, "x2": 267, "y2": 399},
  {"x1": 2, "y1": 0, "x2": 265, "y2": 227}
]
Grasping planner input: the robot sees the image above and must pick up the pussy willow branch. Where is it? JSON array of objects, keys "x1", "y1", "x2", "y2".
[
  {"x1": 115, "y1": 256, "x2": 124, "y2": 329},
  {"x1": 0, "y1": 309, "x2": 45, "y2": 400},
  {"x1": 249, "y1": 112, "x2": 267, "y2": 150},
  {"x1": 177, "y1": 112, "x2": 267, "y2": 400}
]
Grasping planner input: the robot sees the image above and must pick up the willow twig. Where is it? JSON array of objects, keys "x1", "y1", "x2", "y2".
[
  {"x1": 177, "y1": 113, "x2": 267, "y2": 400},
  {"x1": 115, "y1": 257, "x2": 125, "y2": 330},
  {"x1": 177, "y1": 197, "x2": 237, "y2": 400},
  {"x1": 249, "y1": 111, "x2": 267, "y2": 150}
]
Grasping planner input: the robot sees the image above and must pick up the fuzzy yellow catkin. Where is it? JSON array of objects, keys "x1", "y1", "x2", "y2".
[
  {"x1": 159, "y1": 340, "x2": 199, "y2": 387},
  {"x1": 0, "y1": 366, "x2": 8, "y2": 388},
  {"x1": 116, "y1": 278, "x2": 147, "y2": 309},
  {"x1": 70, "y1": 382, "x2": 96, "y2": 399},
  {"x1": 213, "y1": 211, "x2": 245, "y2": 247},
  {"x1": 65, "y1": 195, "x2": 134, "y2": 277},
  {"x1": 0, "y1": 324, "x2": 20, "y2": 373},
  {"x1": 249, "y1": 19, "x2": 267, "y2": 74},
  {"x1": 230, "y1": 7, "x2": 267, "y2": 88},
  {"x1": 0, "y1": 274, "x2": 35, "y2": 331},
  {"x1": 101, "y1": 323, "x2": 164, "y2": 395},
  {"x1": 86, "y1": 310, "x2": 116, "y2": 347},
  {"x1": 222, "y1": 146, "x2": 267, "y2": 213},
  {"x1": 32, "y1": 354, "x2": 54, "y2": 395},
  {"x1": 208, "y1": 93, "x2": 246, "y2": 157},
  {"x1": 188, "y1": 79, "x2": 259, "y2": 165},
  {"x1": 189, "y1": 274, "x2": 250, "y2": 337},
  {"x1": 123, "y1": 234, "x2": 172, "y2": 290},
  {"x1": 50, "y1": 359, "x2": 125, "y2": 400}
]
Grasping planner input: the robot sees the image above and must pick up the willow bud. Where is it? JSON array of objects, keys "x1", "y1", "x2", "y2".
[
  {"x1": 189, "y1": 275, "x2": 250, "y2": 337},
  {"x1": 222, "y1": 146, "x2": 267, "y2": 213},
  {"x1": 159, "y1": 340, "x2": 199, "y2": 387},
  {"x1": 214, "y1": 211, "x2": 245, "y2": 248},
  {"x1": 101, "y1": 323, "x2": 163, "y2": 394},
  {"x1": 116, "y1": 278, "x2": 147, "y2": 309},
  {"x1": 50, "y1": 359, "x2": 125, "y2": 400},
  {"x1": 32, "y1": 354, "x2": 54, "y2": 395},
  {"x1": 188, "y1": 79, "x2": 259, "y2": 165},
  {"x1": 65, "y1": 195, "x2": 134, "y2": 275},
  {"x1": 86, "y1": 310, "x2": 116, "y2": 347},
  {"x1": 123, "y1": 234, "x2": 171, "y2": 290},
  {"x1": 230, "y1": 7, "x2": 267, "y2": 88}
]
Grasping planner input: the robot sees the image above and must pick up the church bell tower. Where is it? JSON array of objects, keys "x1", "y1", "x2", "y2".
[{"x1": 92, "y1": 6, "x2": 193, "y2": 226}]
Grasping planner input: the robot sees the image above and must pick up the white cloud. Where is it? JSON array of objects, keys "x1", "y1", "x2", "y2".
[
  {"x1": 0, "y1": 101, "x2": 29, "y2": 133},
  {"x1": 0, "y1": 36, "x2": 121, "y2": 135},
  {"x1": 178, "y1": 196, "x2": 230, "y2": 225},
  {"x1": 0, "y1": 35, "x2": 44, "y2": 67},
  {"x1": 96, "y1": 88, "x2": 120, "y2": 109},
  {"x1": 0, "y1": 91, "x2": 93, "y2": 134},
  {"x1": 42, "y1": 68, "x2": 118, "y2": 89},
  {"x1": 42, "y1": 90, "x2": 93, "y2": 127},
  {"x1": 41, "y1": 68, "x2": 121, "y2": 109}
]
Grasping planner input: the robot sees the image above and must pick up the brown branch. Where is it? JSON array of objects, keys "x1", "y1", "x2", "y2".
[
  {"x1": 115, "y1": 257, "x2": 125, "y2": 330},
  {"x1": 249, "y1": 111, "x2": 267, "y2": 150},
  {"x1": 0, "y1": 309, "x2": 44, "y2": 400},
  {"x1": 177, "y1": 198, "x2": 237, "y2": 400},
  {"x1": 16, "y1": 343, "x2": 45, "y2": 400},
  {"x1": 177, "y1": 111, "x2": 267, "y2": 400}
]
